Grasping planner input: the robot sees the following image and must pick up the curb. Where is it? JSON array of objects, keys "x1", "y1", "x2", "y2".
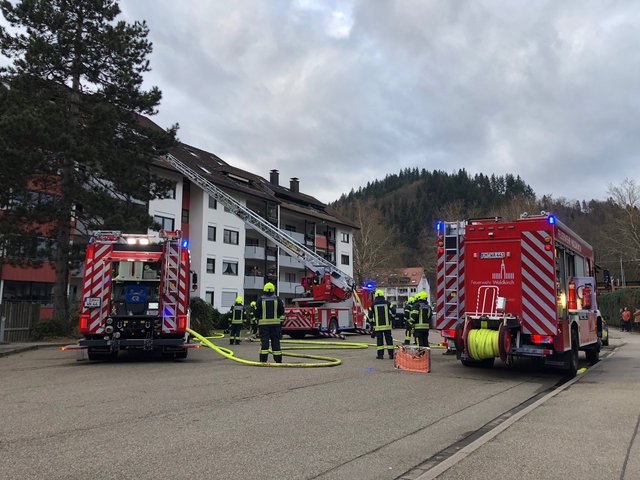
[{"x1": 0, "y1": 343, "x2": 69, "y2": 358}]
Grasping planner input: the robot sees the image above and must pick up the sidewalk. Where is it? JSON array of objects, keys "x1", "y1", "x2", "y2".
[
  {"x1": 0, "y1": 338, "x2": 77, "y2": 358},
  {"x1": 417, "y1": 328, "x2": 640, "y2": 480}
]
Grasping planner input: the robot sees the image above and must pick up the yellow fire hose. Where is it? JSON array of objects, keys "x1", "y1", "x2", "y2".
[
  {"x1": 188, "y1": 329, "x2": 445, "y2": 368},
  {"x1": 467, "y1": 328, "x2": 500, "y2": 360},
  {"x1": 188, "y1": 328, "x2": 369, "y2": 368}
]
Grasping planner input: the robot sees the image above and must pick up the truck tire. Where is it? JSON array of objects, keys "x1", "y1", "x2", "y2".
[
  {"x1": 585, "y1": 339, "x2": 600, "y2": 364},
  {"x1": 288, "y1": 331, "x2": 306, "y2": 339},
  {"x1": 566, "y1": 329, "x2": 579, "y2": 377},
  {"x1": 328, "y1": 318, "x2": 338, "y2": 335},
  {"x1": 461, "y1": 357, "x2": 495, "y2": 368},
  {"x1": 175, "y1": 349, "x2": 188, "y2": 360},
  {"x1": 87, "y1": 349, "x2": 117, "y2": 362}
]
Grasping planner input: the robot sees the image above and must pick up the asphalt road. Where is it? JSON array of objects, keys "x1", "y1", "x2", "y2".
[{"x1": 0, "y1": 330, "x2": 619, "y2": 480}]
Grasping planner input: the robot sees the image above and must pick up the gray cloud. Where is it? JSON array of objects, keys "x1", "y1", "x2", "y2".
[{"x1": 119, "y1": 0, "x2": 640, "y2": 203}]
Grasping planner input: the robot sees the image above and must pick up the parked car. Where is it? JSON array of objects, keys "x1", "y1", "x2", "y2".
[
  {"x1": 392, "y1": 308, "x2": 406, "y2": 328},
  {"x1": 597, "y1": 310, "x2": 609, "y2": 346}
]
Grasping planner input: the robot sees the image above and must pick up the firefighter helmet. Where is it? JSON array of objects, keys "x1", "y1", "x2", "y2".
[
  {"x1": 408, "y1": 296, "x2": 415, "y2": 304},
  {"x1": 250, "y1": 301, "x2": 256, "y2": 307},
  {"x1": 419, "y1": 291, "x2": 429, "y2": 301},
  {"x1": 263, "y1": 282, "x2": 275, "y2": 293},
  {"x1": 235, "y1": 296, "x2": 243, "y2": 304},
  {"x1": 374, "y1": 289, "x2": 384, "y2": 298}
]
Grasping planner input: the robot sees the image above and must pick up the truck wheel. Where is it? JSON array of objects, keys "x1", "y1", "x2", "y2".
[
  {"x1": 87, "y1": 349, "x2": 117, "y2": 361},
  {"x1": 461, "y1": 357, "x2": 495, "y2": 368},
  {"x1": 585, "y1": 339, "x2": 600, "y2": 364},
  {"x1": 288, "y1": 331, "x2": 306, "y2": 340},
  {"x1": 329, "y1": 318, "x2": 338, "y2": 335},
  {"x1": 566, "y1": 329, "x2": 579, "y2": 377},
  {"x1": 175, "y1": 349, "x2": 188, "y2": 360}
]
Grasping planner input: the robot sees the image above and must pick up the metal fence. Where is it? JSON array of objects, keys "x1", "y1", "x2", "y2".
[{"x1": 0, "y1": 303, "x2": 40, "y2": 342}]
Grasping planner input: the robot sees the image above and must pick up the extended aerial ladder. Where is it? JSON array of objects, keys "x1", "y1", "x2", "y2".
[{"x1": 164, "y1": 154, "x2": 354, "y2": 297}]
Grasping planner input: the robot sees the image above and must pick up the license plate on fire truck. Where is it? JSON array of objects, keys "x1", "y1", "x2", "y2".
[{"x1": 83, "y1": 297, "x2": 101, "y2": 308}]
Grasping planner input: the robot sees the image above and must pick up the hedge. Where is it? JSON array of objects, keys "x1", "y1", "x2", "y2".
[{"x1": 597, "y1": 289, "x2": 640, "y2": 327}]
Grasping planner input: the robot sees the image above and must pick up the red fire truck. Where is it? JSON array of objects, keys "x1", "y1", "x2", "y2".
[
  {"x1": 282, "y1": 273, "x2": 372, "y2": 339},
  {"x1": 77, "y1": 230, "x2": 196, "y2": 360},
  {"x1": 435, "y1": 212, "x2": 604, "y2": 376}
]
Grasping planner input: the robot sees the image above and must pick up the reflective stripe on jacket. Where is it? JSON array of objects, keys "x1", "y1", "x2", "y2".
[
  {"x1": 257, "y1": 294, "x2": 285, "y2": 326},
  {"x1": 231, "y1": 305, "x2": 244, "y2": 324},
  {"x1": 369, "y1": 300, "x2": 391, "y2": 331},
  {"x1": 414, "y1": 302, "x2": 432, "y2": 330}
]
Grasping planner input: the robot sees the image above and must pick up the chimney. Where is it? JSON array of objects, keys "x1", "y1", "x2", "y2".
[
  {"x1": 290, "y1": 177, "x2": 299, "y2": 193},
  {"x1": 269, "y1": 169, "x2": 279, "y2": 186}
]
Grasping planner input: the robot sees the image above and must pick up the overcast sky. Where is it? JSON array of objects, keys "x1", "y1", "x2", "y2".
[{"x1": 118, "y1": 0, "x2": 640, "y2": 204}]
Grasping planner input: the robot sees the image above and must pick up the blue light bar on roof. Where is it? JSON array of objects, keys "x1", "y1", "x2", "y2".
[
  {"x1": 547, "y1": 216, "x2": 555, "y2": 225},
  {"x1": 436, "y1": 221, "x2": 443, "y2": 232},
  {"x1": 364, "y1": 282, "x2": 375, "y2": 290}
]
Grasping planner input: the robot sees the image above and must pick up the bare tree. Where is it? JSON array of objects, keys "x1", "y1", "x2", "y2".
[
  {"x1": 608, "y1": 178, "x2": 640, "y2": 257},
  {"x1": 336, "y1": 200, "x2": 404, "y2": 283}
]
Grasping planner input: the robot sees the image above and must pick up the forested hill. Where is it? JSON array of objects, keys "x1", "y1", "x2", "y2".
[
  {"x1": 333, "y1": 168, "x2": 534, "y2": 250},
  {"x1": 331, "y1": 168, "x2": 639, "y2": 284}
]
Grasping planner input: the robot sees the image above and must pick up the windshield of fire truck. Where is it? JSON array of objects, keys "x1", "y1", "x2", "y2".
[{"x1": 109, "y1": 260, "x2": 161, "y2": 315}]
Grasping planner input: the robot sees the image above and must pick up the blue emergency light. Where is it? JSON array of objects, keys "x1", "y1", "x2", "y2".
[
  {"x1": 364, "y1": 281, "x2": 375, "y2": 290},
  {"x1": 436, "y1": 221, "x2": 443, "y2": 232},
  {"x1": 547, "y1": 216, "x2": 555, "y2": 225},
  {"x1": 181, "y1": 240, "x2": 189, "y2": 248}
]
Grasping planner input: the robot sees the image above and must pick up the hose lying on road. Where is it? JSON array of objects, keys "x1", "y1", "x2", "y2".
[
  {"x1": 187, "y1": 328, "x2": 368, "y2": 368},
  {"x1": 187, "y1": 329, "x2": 445, "y2": 367}
]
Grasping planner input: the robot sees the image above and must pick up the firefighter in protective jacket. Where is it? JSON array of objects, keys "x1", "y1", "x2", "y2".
[
  {"x1": 230, "y1": 296, "x2": 245, "y2": 345},
  {"x1": 247, "y1": 301, "x2": 258, "y2": 336},
  {"x1": 368, "y1": 289, "x2": 395, "y2": 359},
  {"x1": 413, "y1": 291, "x2": 432, "y2": 347},
  {"x1": 404, "y1": 296, "x2": 415, "y2": 345},
  {"x1": 255, "y1": 282, "x2": 285, "y2": 363}
]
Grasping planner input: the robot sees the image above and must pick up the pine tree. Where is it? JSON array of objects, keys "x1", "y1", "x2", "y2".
[{"x1": 0, "y1": 0, "x2": 177, "y2": 323}]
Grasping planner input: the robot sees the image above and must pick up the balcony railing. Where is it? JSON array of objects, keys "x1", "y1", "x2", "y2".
[
  {"x1": 244, "y1": 276, "x2": 264, "y2": 290},
  {"x1": 279, "y1": 253, "x2": 304, "y2": 269},
  {"x1": 244, "y1": 246, "x2": 265, "y2": 260},
  {"x1": 278, "y1": 281, "x2": 300, "y2": 294}
]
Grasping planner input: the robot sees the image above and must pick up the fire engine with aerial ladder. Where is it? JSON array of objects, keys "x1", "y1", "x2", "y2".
[
  {"x1": 161, "y1": 154, "x2": 372, "y2": 339},
  {"x1": 434, "y1": 212, "x2": 605, "y2": 376}
]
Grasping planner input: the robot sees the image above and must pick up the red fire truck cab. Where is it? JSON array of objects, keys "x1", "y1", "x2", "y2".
[{"x1": 435, "y1": 213, "x2": 604, "y2": 376}]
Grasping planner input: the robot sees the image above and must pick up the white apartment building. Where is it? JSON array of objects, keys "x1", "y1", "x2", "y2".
[
  {"x1": 149, "y1": 143, "x2": 357, "y2": 311},
  {"x1": 370, "y1": 267, "x2": 431, "y2": 307}
]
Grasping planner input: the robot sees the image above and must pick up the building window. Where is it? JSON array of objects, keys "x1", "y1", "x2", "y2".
[
  {"x1": 205, "y1": 291, "x2": 214, "y2": 305},
  {"x1": 223, "y1": 261, "x2": 238, "y2": 276},
  {"x1": 208, "y1": 195, "x2": 217, "y2": 209},
  {"x1": 154, "y1": 215, "x2": 174, "y2": 231},
  {"x1": 221, "y1": 291, "x2": 238, "y2": 308},
  {"x1": 2, "y1": 281, "x2": 53, "y2": 304},
  {"x1": 223, "y1": 229, "x2": 239, "y2": 245},
  {"x1": 341, "y1": 232, "x2": 350, "y2": 243},
  {"x1": 341, "y1": 254, "x2": 350, "y2": 266},
  {"x1": 206, "y1": 258, "x2": 215, "y2": 274},
  {"x1": 284, "y1": 225, "x2": 296, "y2": 232},
  {"x1": 181, "y1": 209, "x2": 189, "y2": 224},
  {"x1": 207, "y1": 226, "x2": 216, "y2": 241},
  {"x1": 282, "y1": 272, "x2": 296, "y2": 283},
  {"x1": 410, "y1": 288, "x2": 417, "y2": 293}
]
